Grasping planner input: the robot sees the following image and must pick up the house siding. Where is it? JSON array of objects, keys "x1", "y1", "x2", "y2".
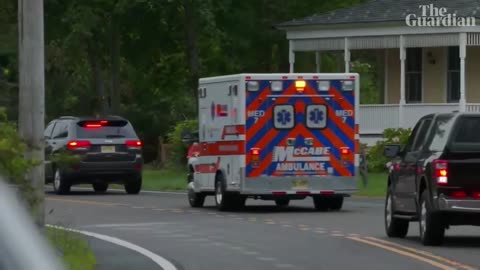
[
  {"x1": 385, "y1": 47, "x2": 480, "y2": 104},
  {"x1": 466, "y1": 47, "x2": 480, "y2": 103},
  {"x1": 386, "y1": 48, "x2": 400, "y2": 104}
]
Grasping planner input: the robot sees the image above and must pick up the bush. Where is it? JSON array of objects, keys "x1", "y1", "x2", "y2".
[
  {"x1": 366, "y1": 128, "x2": 412, "y2": 173},
  {"x1": 0, "y1": 107, "x2": 38, "y2": 210},
  {"x1": 166, "y1": 119, "x2": 198, "y2": 169}
]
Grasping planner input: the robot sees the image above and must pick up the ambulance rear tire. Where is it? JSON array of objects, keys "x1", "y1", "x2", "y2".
[
  {"x1": 188, "y1": 189, "x2": 205, "y2": 208},
  {"x1": 214, "y1": 174, "x2": 235, "y2": 211},
  {"x1": 313, "y1": 196, "x2": 329, "y2": 211},
  {"x1": 329, "y1": 196, "x2": 344, "y2": 211},
  {"x1": 275, "y1": 199, "x2": 290, "y2": 207}
]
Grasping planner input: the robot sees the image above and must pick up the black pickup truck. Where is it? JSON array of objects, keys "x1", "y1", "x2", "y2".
[{"x1": 383, "y1": 112, "x2": 480, "y2": 246}]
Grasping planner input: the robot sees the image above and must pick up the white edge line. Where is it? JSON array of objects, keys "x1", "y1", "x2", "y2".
[{"x1": 46, "y1": 225, "x2": 177, "y2": 270}]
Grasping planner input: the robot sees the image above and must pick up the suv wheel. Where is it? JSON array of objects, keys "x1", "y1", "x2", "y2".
[
  {"x1": 385, "y1": 187, "x2": 409, "y2": 238},
  {"x1": 93, "y1": 183, "x2": 108, "y2": 193},
  {"x1": 125, "y1": 175, "x2": 142, "y2": 195},
  {"x1": 53, "y1": 168, "x2": 71, "y2": 195},
  {"x1": 419, "y1": 191, "x2": 445, "y2": 246}
]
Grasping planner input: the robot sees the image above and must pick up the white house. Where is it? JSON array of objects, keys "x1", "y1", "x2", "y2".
[{"x1": 276, "y1": 0, "x2": 480, "y2": 145}]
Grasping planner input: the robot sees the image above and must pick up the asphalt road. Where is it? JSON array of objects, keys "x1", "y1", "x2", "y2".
[{"x1": 45, "y1": 188, "x2": 480, "y2": 270}]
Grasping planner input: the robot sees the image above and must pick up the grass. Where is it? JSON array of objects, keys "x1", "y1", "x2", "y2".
[
  {"x1": 45, "y1": 227, "x2": 96, "y2": 270},
  {"x1": 142, "y1": 168, "x2": 186, "y2": 191},
  {"x1": 356, "y1": 172, "x2": 388, "y2": 198}
]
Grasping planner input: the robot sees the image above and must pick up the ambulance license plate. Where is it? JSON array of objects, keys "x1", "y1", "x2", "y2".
[
  {"x1": 101, "y1": 145, "x2": 115, "y2": 153},
  {"x1": 292, "y1": 180, "x2": 308, "y2": 189}
]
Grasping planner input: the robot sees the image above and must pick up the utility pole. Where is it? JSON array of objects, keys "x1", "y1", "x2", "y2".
[{"x1": 18, "y1": 0, "x2": 45, "y2": 226}]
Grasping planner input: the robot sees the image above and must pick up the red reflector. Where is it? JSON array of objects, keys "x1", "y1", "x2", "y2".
[
  {"x1": 313, "y1": 76, "x2": 319, "y2": 79},
  {"x1": 100, "y1": 120, "x2": 108, "y2": 124},
  {"x1": 282, "y1": 76, "x2": 288, "y2": 79},
  {"x1": 250, "y1": 148, "x2": 260, "y2": 156},
  {"x1": 393, "y1": 163, "x2": 401, "y2": 170},
  {"x1": 66, "y1": 140, "x2": 91, "y2": 149},
  {"x1": 134, "y1": 164, "x2": 142, "y2": 169},
  {"x1": 320, "y1": 190, "x2": 335, "y2": 195},
  {"x1": 246, "y1": 76, "x2": 251, "y2": 80},
  {"x1": 126, "y1": 140, "x2": 142, "y2": 147},
  {"x1": 449, "y1": 190, "x2": 467, "y2": 199},
  {"x1": 296, "y1": 191, "x2": 310, "y2": 195},
  {"x1": 340, "y1": 147, "x2": 350, "y2": 155},
  {"x1": 272, "y1": 191, "x2": 286, "y2": 195}
]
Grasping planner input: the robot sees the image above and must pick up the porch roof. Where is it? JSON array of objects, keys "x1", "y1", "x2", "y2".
[{"x1": 276, "y1": 0, "x2": 480, "y2": 28}]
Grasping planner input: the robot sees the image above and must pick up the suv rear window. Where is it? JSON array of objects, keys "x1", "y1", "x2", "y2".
[{"x1": 75, "y1": 120, "x2": 137, "y2": 139}]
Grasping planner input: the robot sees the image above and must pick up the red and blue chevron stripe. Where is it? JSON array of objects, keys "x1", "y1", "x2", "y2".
[{"x1": 245, "y1": 79, "x2": 356, "y2": 178}]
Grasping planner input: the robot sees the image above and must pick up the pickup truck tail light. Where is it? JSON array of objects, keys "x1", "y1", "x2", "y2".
[
  {"x1": 433, "y1": 159, "x2": 448, "y2": 185},
  {"x1": 449, "y1": 190, "x2": 466, "y2": 199}
]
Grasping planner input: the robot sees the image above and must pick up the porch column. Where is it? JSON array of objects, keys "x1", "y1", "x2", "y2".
[
  {"x1": 315, "y1": 52, "x2": 321, "y2": 72},
  {"x1": 344, "y1": 37, "x2": 351, "y2": 73},
  {"x1": 289, "y1": 40, "x2": 295, "y2": 73},
  {"x1": 399, "y1": 35, "x2": 406, "y2": 128},
  {"x1": 459, "y1": 33, "x2": 467, "y2": 112}
]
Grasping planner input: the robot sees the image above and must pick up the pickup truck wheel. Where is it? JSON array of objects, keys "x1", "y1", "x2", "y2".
[
  {"x1": 275, "y1": 198, "x2": 290, "y2": 207},
  {"x1": 313, "y1": 196, "x2": 329, "y2": 211},
  {"x1": 329, "y1": 196, "x2": 344, "y2": 211},
  {"x1": 385, "y1": 189, "x2": 409, "y2": 238},
  {"x1": 188, "y1": 188, "x2": 205, "y2": 208},
  {"x1": 419, "y1": 191, "x2": 445, "y2": 246}
]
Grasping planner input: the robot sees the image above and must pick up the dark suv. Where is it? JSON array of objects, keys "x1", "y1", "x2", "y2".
[
  {"x1": 383, "y1": 112, "x2": 480, "y2": 246},
  {"x1": 44, "y1": 116, "x2": 143, "y2": 195}
]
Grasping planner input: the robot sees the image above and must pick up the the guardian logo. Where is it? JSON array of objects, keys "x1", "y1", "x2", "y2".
[{"x1": 406, "y1": 4, "x2": 475, "y2": 27}]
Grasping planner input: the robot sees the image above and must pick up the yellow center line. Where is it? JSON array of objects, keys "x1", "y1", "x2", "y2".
[
  {"x1": 346, "y1": 236, "x2": 456, "y2": 270},
  {"x1": 364, "y1": 237, "x2": 478, "y2": 270},
  {"x1": 46, "y1": 197, "x2": 119, "y2": 207}
]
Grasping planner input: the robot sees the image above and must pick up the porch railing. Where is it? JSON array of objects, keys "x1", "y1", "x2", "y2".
[{"x1": 359, "y1": 103, "x2": 480, "y2": 135}]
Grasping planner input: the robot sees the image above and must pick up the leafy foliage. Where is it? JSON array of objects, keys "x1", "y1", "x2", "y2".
[
  {"x1": 0, "y1": 107, "x2": 39, "y2": 209},
  {"x1": 366, "y1": 128, "x2": 412, "y2": 173},
  {"x1": 166, "y1": 119, "x2": 198, "y2": 168}
]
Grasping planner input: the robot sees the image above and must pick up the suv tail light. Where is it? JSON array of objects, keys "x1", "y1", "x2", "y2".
[
  {"x1": 66, "y1": 140, "x2": 91, "y2": 149},
  {"x1": 126, "y1": 140, "x2": 142, "y2": 148},
  {"x1": 433, "y1": 159, "x2": 448, "y2": 185}
]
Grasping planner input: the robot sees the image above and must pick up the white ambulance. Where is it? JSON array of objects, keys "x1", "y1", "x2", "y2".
[{"x1": 186, "y1": 73, "x2": 360, "y2": 211}]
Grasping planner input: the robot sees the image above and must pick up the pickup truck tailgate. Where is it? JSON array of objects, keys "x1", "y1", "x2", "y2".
[{"x1": 447, "y1": 155, "x2": 480, "y2": 189}]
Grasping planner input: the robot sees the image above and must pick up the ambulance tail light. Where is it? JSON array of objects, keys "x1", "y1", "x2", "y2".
[{"x1": 250, "y1": 148, "x2": 260, "y2": 168}]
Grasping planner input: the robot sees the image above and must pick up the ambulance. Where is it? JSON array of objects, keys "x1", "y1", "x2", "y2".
[{"x1": 186, "y1": 73, "x2": 360, "y2": 211}]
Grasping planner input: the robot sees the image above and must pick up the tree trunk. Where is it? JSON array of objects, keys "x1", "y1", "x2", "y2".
[
  {"x1": 88, "y1": 43, "x2": 107, "y2": 115},
  {"x1": 110, "y1": 14, "x2": 120, "y2": 115},
  {"x1": 183, "y1": 0, "x2": 199, "y2": 115},
  {"x1": 17, "y1": 0, "x2": 45, "y2": 226}
]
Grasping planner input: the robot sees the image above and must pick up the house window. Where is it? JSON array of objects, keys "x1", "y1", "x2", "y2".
[
  {"x1": 406, "y1": 48, "x2": 423, "y2": 103},
  {"x1": 447, "y1": 46, "x2": 460, "y2": 103}
]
